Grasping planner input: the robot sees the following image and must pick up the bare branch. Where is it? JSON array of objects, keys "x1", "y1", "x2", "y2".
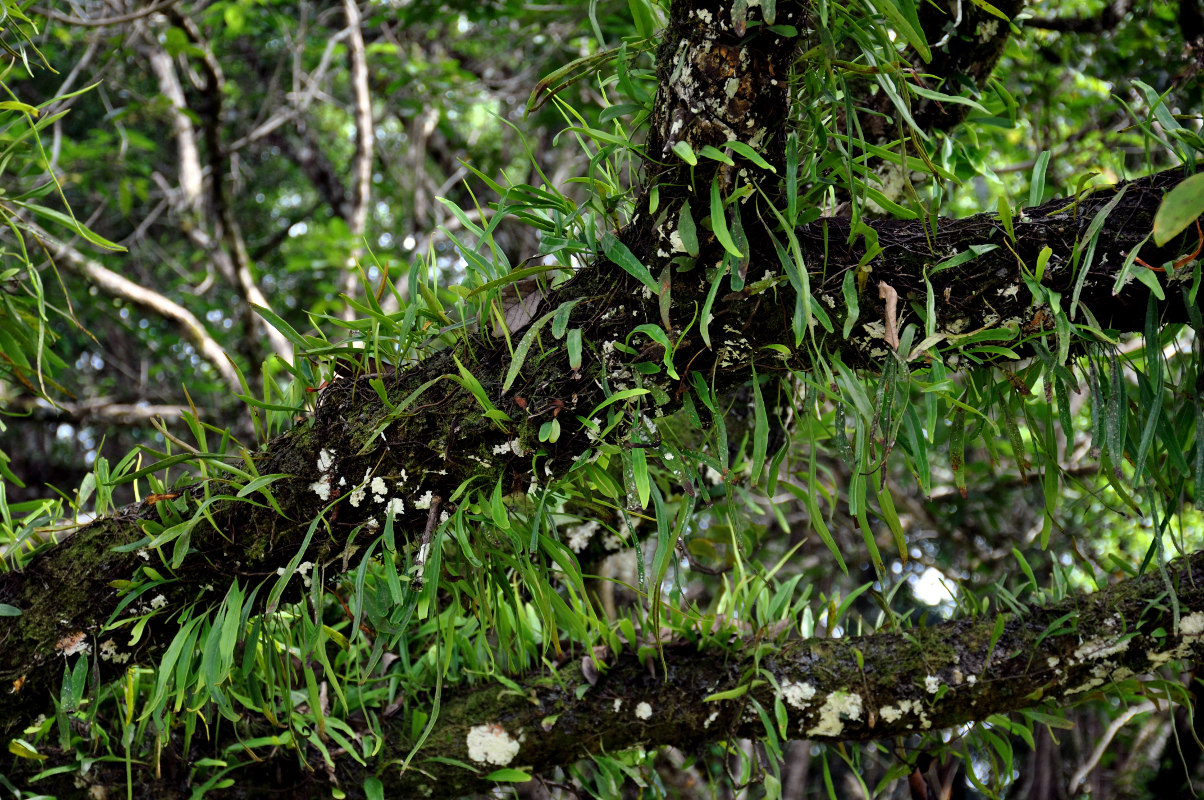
[
  {"x1": 33, "y1": 0, "x2": 180, "y2": 28},
  {"x1": 13, "y1": 397, "x2": 191, "y2": 425},
  {"x1": 340, "y1": 0, "x2": 374, "y2": 318},
  {"x1": 31, "y1": 226, "x2": 241, "y2": 391},
  {"x1": 144, "y1": 36, "x2": 203, "y2": 214}
]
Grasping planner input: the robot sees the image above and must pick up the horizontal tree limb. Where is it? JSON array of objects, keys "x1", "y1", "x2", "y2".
[{"x1": 15, "y1": 546, "x2": 1204, "y2": 799}]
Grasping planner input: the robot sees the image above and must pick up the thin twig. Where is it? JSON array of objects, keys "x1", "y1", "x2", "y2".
[{"x1": 34, "y1": 0, "x2": 179, "y2": 28}]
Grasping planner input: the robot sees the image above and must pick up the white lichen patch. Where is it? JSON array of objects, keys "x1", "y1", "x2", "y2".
[
  {"x1": 566, "y1": 521, "x2": 599, "y2": 553},
  {"x1": 466, "y1": 723, "x2": 521, "y2": 766},
  {"x1": 309, "y1": 444, "x2": 336, "y2": 503},
  {"x1": 98, "y1": 638, "x2": 130, "y2": 664},
  {"x1": 613, "y1": 699, "x2": 623, "y2": 713},
  {"x1": 1065, "y1": 676, "x2": 1106, "y2": 695},
  {"x1": 371, "y1": 476, "x2": 388, "y2": 502},
  {"x1": 492, "y1": 439, "x2": 526, "y2": 457},
  {"x1": 635, "y1": 701, "x2": 653, "y2": 720},
  {"x1": 150, "y1": 594, "x2": 167, "y2": 610},
  {"x1": 1047, "y1": 657, "x2": 1060, "y2": 669},
  {"x1": 348, "y1": 470, "x2": 373, "y2": 507},
  {"x1": 780, "y1": 680, "x2": 817, "y2": 710},
  {"x1": 705, "y1": 710, "x2": 720, "y2": 728},
  {"x1": 881, "y1": 698, "x2": 924, "y2": 724},
  {"x1": 309, "y1": 474, "x2": 332, "y2": 501},
  {"x1": 1147, "y1": 648, "x2": 1177, "y2": 667},
  {"x1": 277, "y1": 561, "x2": 315, "y2": 588},
  {"x1": 924, "y1": 675, "x2": 940, "y2": 694},
  {"x1": 806, "y1": 690, "x2": 862, "y2": 737},
  {"x1": 1074, "y1": 636, "x2": 1130, "y2": 662},
  {"x1": 385, "y1": 497, "x2": 405, "y2": 519},
  {"x1": 1181, "y1": 611, "x2": 1204, "y2": 637},
  {"x1": 414, "y1": 490, "x2": 433, "y2": 511},
  {"x1": 863, "y1": 320, "x2": 887, "y2": 340}
]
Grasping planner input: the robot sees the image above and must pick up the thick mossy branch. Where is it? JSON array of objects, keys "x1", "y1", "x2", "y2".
[
  {"x1": 16, "y1": 550, "x2": 1204, "y2": 799},
  {"x1": 352, "y1": 548, "x2": 1204, "y2": 797}
]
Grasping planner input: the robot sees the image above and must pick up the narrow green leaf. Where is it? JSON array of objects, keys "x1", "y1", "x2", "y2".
[
  {"x1": 841, "y1": 269, "x2": 860, "y2": 339},
  {"x1": 491, "y1": 478, "x2": 510, "y2": 530},
  {"x1": 567, "y1": 328, "x2": 582, "y2": 370},
  {"x1": 700, "y1": 262, "x2": 727, "y2": 348},
  {"x1": 588, "y1": 387, "x2": 649, "y2": 419},
  {"x1": 699, "y1": 144, "x2": 734, "y2": 165},
  {"x1": 967, "y1": 0, "x2": 1012, "y2": 21},
  {"x1": 1029, "y1": 150, "x2": 1051, "y2": 208},
  {"x1": 502, "y1": 306, "x2": 558, "y2": 393},
  {"x1": 751, "y1": 369, "x2": 768, "y2": 482},
  {"x1": 710, "y1": 177, "x2": 743, "y2": 258},
  {"x1": 871, "y1": 0, "x2": 930, "y2": 62},
  {"x1": 678, "y1": 200, "x2": 699, "y2": 257},
  {"x1": 727, "y1": 140, "x2": 775, "y2": 172},
  {"x1": 632, "y1": 447, "x2": 650, "y2": 508},
  {"x1": 950, "y1": 406, "x2": 967, "y2": 498},
  {"x1": 252, "y1": 305, "x2": 307, "y2": 351},
  {"x1": 601, "y1": 232, "x2": 661, "y2": 295},
  {"x1": 672, "y1": 140, "x2": 697, "y2": 165}
]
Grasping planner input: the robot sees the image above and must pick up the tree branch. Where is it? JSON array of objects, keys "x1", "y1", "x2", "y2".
[
  {"x1": 30, "y1": 225, "x2": 241, "y2": 391},
  {"x1": 33, "y1": 0, "x2": 180, "y2": 29},
  {"x1": 15, "y1": 549, "x2": 1204, "y2": 799},
  {"x1": 11, "y1": 397, "x2": 191, "y2": 426},
  {"x1": 339, "y1": 0, "x2": 374, "y2": 318}
]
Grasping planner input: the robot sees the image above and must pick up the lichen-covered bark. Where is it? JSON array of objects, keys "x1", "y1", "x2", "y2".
[
  {"x1": 1, "y1": 0, "x2": 1201, "y2": 778},
  {"x1": 17, "y1": 549, "x2": 1204, "y2": 799},
  {"x1": 862, "y1": 0, "x2": 1024, "y2": 139}
]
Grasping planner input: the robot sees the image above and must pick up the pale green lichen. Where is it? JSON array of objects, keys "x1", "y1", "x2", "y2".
[
  {"x1": 806, "y1": 690, "x2": 862, "y2": 737},
  {"x1": 466, "y1": 723, "x2": 521, "y2": 766}
]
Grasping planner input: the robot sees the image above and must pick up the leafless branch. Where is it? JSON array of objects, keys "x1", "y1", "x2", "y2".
[
  {"x1": 340, "y1": 0, "x2": 374, "y2": 318},
  {"x1": 33, "y1": 0, "x2": 179, "y2": 28},
  {"x1": 144, "y1": 35, "x2": 203, "y2": 214},
  {"x1": 30, "y1": 225, "x2": 241, "y2": 391},
  {"x1": 14, "y1": 397, "x2": 191, "y2": 425}
]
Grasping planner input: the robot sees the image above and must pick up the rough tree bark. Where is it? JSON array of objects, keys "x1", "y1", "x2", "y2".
[{"x1": 2, "y1": 0, "x2": 1201, "y2": 795}]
